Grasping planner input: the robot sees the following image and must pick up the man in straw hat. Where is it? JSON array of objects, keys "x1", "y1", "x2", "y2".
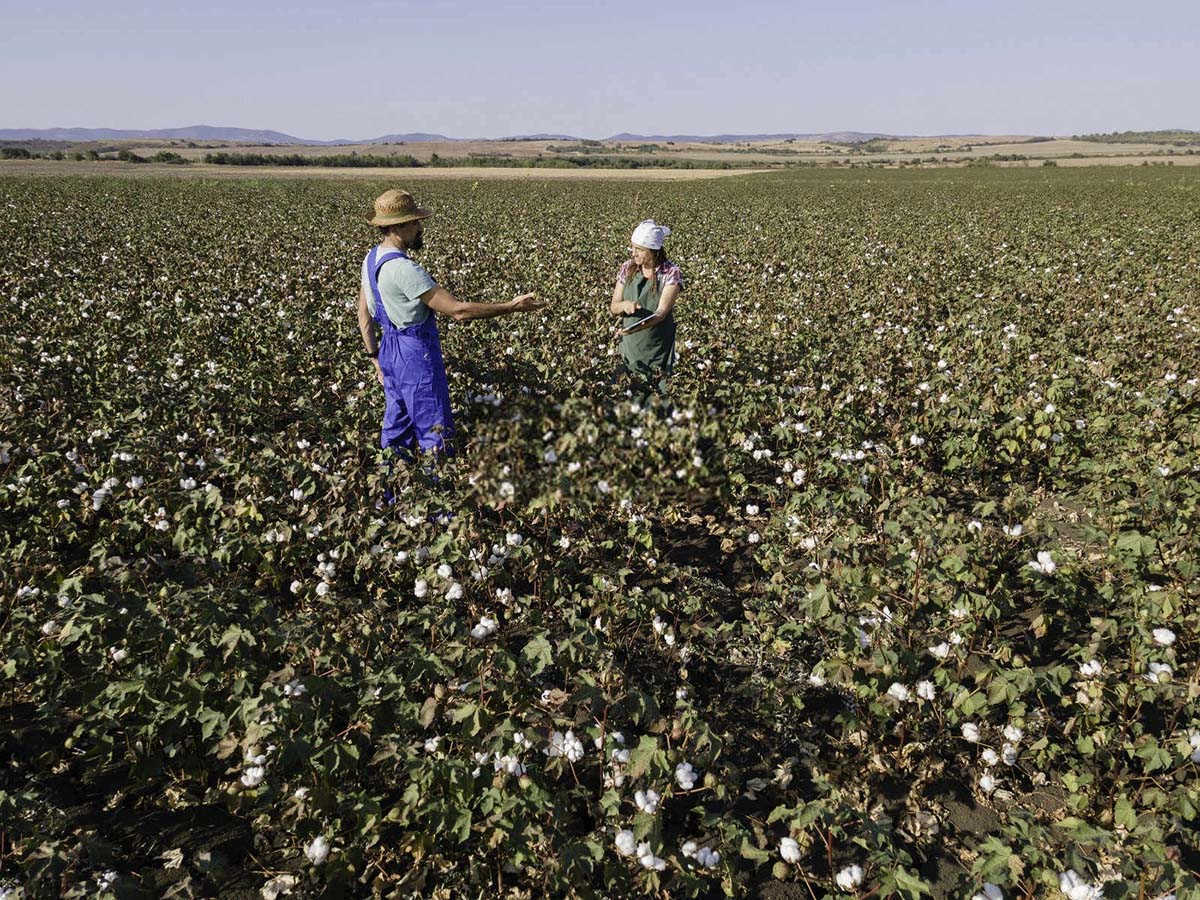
[{"x1": 358, "y1": 189, "x2": 545, "y2": 459}]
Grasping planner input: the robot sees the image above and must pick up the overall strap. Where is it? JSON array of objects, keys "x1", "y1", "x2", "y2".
[{"x1": 367, "y1": 246, "x2": 409, "y2": 333}]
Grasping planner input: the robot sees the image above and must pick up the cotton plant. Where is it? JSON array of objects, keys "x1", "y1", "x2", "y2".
[
  {"x1": 1027, "y1": 551, "x2": 1057, "y2": 575},
  {"x1": 835, "y1": 864, "x2": 864, "y2": 890},
  {"x1": 545, "y1": 729, "x2": 584, "y2": 763},
  {"x1": 634, "y1": 788, "x2": 661, "y2": 814},
  {"x1": 674, "y1": 761, "x2": 698, "y2": 790},
  {"x1": 680, "y1": 840, "x2": 720, "y2": 868},
  {"x1": 304, "y1": 835, "x2": 330, "y2": 865}
]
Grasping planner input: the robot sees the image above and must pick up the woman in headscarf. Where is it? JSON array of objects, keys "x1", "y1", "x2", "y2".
[{"x1": 610, "y1": 219, "x2": 683, "y2": 395}]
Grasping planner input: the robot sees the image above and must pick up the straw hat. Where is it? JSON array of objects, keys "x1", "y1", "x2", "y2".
[{"x1": 369, "y1": 189, "x2": 433, "y2": 226}]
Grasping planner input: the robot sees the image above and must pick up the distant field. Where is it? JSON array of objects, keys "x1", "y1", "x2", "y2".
[
  {"x1": 0, "y1": 159, "x2": 766, "y2": 181},
  {"x1": 4, "y1": 134, "x2": 1199, "y2": 179}
]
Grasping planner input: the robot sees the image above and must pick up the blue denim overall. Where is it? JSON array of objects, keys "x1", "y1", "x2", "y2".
[{"x1": 367, "y1": 247, "x2": 455, "y2": 456}]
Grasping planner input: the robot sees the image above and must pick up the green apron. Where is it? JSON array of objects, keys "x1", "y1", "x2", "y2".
[{"x1": 621, "y1": 270, "x2": 677, "y2": 382}]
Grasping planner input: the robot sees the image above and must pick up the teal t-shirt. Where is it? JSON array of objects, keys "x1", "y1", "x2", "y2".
[{"x1": 361, "y1": 247, "x2": 437, "y2": 329}]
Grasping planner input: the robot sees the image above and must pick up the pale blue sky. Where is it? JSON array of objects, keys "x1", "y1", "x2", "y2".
[{"x1": 3, "y1": 0, "x2": 1196, "y2": 139}]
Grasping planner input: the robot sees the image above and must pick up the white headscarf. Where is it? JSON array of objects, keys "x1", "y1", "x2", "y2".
[{"x1": 631, "y1": 219, "x2": 672, "y2": 250}]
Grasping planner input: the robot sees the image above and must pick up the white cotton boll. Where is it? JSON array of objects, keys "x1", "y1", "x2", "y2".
[
  {"x1": 807, "y1": 671, "x2": 826, "y2": 687},
  {"x1": 1003, "y1": 724, "x2": 1023, "y2": 743},
  {"x1": 596, "y1": 480, "x2": 611, "y2": 494},
  {"x1": 498, "y1": 481, "x2": 515, "y2": 499},
  {"x1": 436, "y1": 563, "x2": 452, "y2": 579},
  {"x1": 663, "y1": 630, "x2": 676, "y2": 646},
  {"x1": 445, "y1": 582, "x2": 463, "y2": 600},
  {"x1": 315, "y1": 582, "x2": 330, "y2": 597},
  {"x1": 745, "y1": 503, "x2": 759, "y2": 515},
  {"x1": 1001, "y1": 743, "x2": 1018, "y2": 765},
  {"x1": 289, "y1": 487, "x2": 303, "y2": 500},
  {"x1": 675, "y1": 762, "x2": 698, "y2": 790},
  {"x1": 1146, "y1": 662, "x2": 1172, "y2": 683},
  {"x1": 1078, "y1": 659, "x2": 1102, "y2": 678},
  {"x1": 696, "y1": 847, "x2": 720, "y2": 868},
  {"x1": 909, "y1": 434, "x2": 925, "y2": 447},
  {"x1": 792, "y1": 468, "x2": 806, "y2": 486},
  {"x1": 971, "y1": 884, "x2": 1004, "y2": 900},
  {"x1": 615, "y1": 829, "x2": 637, "y2": 856},
  {"x1": 471, "y1": 616, "x2": 498, "y2": 640},
  {"x1": 543, "y1": 448, "x2": 557, "y2": 463},
  {"x1": 748, "y1": 532, "x2": 760, "y2": 544},
  {"x1": 293, "y1": 787, "x2": 309, "y2": 800},
  {"x1": 283, "y1": 679, "x2": 307, "y2": 698},
  {"x1": 916, "y1": 681, "x2": 935, "y2": 701},
  {"x1": 634, "y1": 788, "x2": 660, "y2": 814},
  {"x1": 1044, "y1": 403, "x2": 1056, "y2": 415},
  {"x1": 1002, "y1": 524, "x2": 1023, "y2": 537},
  {"x1": 41, "y1": 620, "x2": 60, "y2": 637},
  {"x1": 928, "y1": 642, "x2": 950, "y2": 660},
  {"x1": 1188, "y1": 731, "x2": 1200, "y2": 763},
  {"x1": 289, "y1": 580, "x2": 302, "y2": 594},
  {"x1": 676, "y1": 687, "x2": 688, "y2": 700},
  {"x1": 978, "y1": 773, "x2": 996, "y2": 794},
  {"x1": 681, "y1": 840, "x2": 698, "y2": 858},
  {"x1": 612, "y1": 747, "x2": 630, "y2": 764},
  {"x1": 949, "y1": 605, "x2": 969, "y2": 620},
  {"x1": 637, "y1": 844, "x2": 666, "y2": 871},
  {"x1": 779, "y1": 837, "x2": 801, "y2": 863},
  {"x1": 1028, "y1": 551, "x2": 1057, "y2": 575},
  {"x1": 652, "y1": 616, "x2": 666, "y2": 634},
  {"x1": 981, "y1": 748, "x2": 999, "y2": 766},
  {"x1": 180, "y1": 477, "x2": 198, "y2": 490},
  {"x1": 304, "y1": 835, "x2": 330, "y2": 865},
  {"x1": 1059, "y1": 870, "x2": 1103, "y2": 900},
  {"x1": 835, "y1": 864, "x2": 864, "y2": 889},
  {"x1": 414, "y1": 579, "x2": 428, "y2": 598},
  {"x1": 968, "y1": 519, "x2": 983, "y2": 533},
  {"x1": 887, "y1": 683, "x2": 911, "y2": 702},
  {"x1": 241, "y1": 766, "x2": 265, "y2": 787},
  {"x1": 110, "y1": 647, "x2": 128, "y2": 663},
  {"x1": 961, "y1": 722, "x2": 981, "y2": 742},
  {"x1": 1153, "y1": 628, "x2": 1176, "y2": 646},
  {"x1": 423, "y1": 736, "x2": 440, "y2": 753}
]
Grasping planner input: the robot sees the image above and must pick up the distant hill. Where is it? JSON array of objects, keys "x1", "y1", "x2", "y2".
[
  {"x1": 0, "y1": 125, "x2": 327, "y2": 144},
  {"x1": 361, "y1": 133, "x2": 456, "y2": 143},
  {"x1": 605, "y1": 131, "x2": 899, "y2": 143},
  {"x1": 499, "y1": 133, "x2": 585, "y2": 141}
]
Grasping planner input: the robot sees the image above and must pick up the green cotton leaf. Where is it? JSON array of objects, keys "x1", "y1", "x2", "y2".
[
  {"x1": 522, "y1": 634, "x2": 553, "y2": 675},
  {"x1": 892, "y1": 866, "x2": 933, "y2": 898},
  {"x1": 1115, "y1": 531, "x2": 1156, "y2": 557},
  {"x1": 447, "y1": 702, "x2": 477, "y2": 723},
  {"x1": 626, "y1": 735, "x2": 660, "y2": 781},
  {"x1": 739, "y1": 837, "x2": 770, "y2": 863},
  {"x1": 1113, "y1": 796, "x2": 1137, "y2": 830},
  {"x1": 418, "y1": 697, "x2": 438, "y2": 728}
]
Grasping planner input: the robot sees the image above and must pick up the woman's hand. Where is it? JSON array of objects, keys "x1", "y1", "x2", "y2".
[{"x1": 372, "y1": 357, "x2": 384, "y2": 386}]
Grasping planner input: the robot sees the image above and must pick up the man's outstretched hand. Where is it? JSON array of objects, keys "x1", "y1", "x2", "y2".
[{"x1": 510, "y1": 292, "x2": 548, "y2": 312}]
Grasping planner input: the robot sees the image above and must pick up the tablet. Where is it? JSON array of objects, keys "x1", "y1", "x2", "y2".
[{"x1": 625, "y1": 313, "x2": 657, "y2": 331}]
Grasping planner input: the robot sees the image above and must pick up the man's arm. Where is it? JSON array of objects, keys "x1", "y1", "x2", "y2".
[
  {"x1": 357, "y1": 284, "x2": 384, "y2": 384},
  {"x1": 420, "y1": 286, "x2": 545, "y2": 322}
]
